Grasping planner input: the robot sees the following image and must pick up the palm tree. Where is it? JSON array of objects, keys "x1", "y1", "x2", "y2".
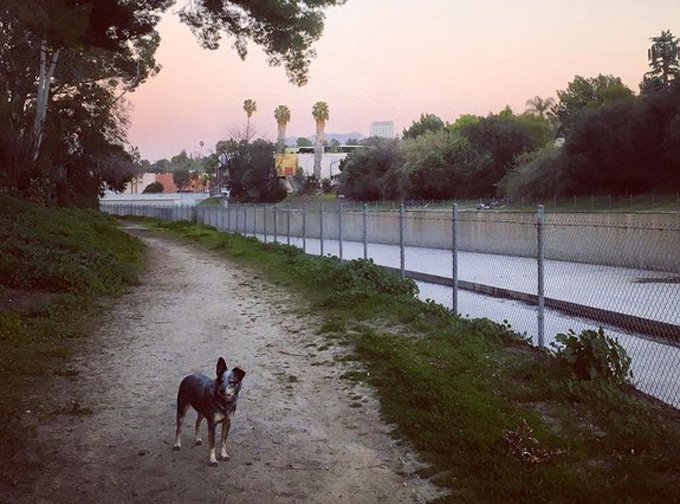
[
  {"x1": 243, "y1": 99, "x2": 257, "y2": 141},
  {"x1": 524, "y1": 96, "x2": 555, "y2": 118},
  {"x1": 312, "y1": 101, "x2": 329, "y2": 181},
  {"x1": 274, "y1": 105, "x2": 291, "y2": 153}
]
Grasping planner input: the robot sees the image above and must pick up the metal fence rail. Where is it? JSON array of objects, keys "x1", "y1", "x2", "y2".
[{"x1": 101, "y1": 201, "x2": 680, "y2": 408}]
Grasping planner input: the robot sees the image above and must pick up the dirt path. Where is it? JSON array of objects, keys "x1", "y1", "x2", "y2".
[{"x1": 1, "y1": 226, "x2": 443, "y2": 503}]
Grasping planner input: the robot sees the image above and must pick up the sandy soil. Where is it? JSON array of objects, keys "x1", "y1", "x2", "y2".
[{"x1": 0, "y1": 226, "x2": 444, "y2": 503}]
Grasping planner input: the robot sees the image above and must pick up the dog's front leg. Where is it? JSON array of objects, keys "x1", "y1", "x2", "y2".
[
  {"x1": 207, "y1": 421, "x2": 218, "y2": 467},
  {"x1": 220, "y1": 417, "x2": 231, "y2": 461}
]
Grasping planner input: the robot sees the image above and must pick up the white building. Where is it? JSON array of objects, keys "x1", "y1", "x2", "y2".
[
  {"x1": 296, "y1": 153, "x2": 347, "y2": 181},
  {"x1": 370, "y1": 121, "x2": 395, "y2": 138}
]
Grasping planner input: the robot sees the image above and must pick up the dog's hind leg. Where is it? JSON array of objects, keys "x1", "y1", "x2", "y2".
[
  {"x1": 173, "y1": 397, "x2": 190, "y2": 451},
  {"x1": 194, "y1": 413, "x2": 204, "y2": 445},
  {"x1": 219, "y1": 417, "x2": 231, "y2": 461},
  {"x1": 207, "y1": 421, "x2": 218, "y2": 467}
]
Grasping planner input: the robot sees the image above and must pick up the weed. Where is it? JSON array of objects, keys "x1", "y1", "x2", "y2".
[{"x1": 551, "y1": 328, "x2": 633, "y2": 384}]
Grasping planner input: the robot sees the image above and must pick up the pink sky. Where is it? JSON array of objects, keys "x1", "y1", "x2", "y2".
[{"x1": 127, "y1": 0, "x2": 680, "y2": 161}]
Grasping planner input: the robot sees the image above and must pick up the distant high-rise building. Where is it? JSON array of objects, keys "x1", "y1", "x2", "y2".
[{"x1": 370, "y1": 121, "x2": 395, "y2": 138}]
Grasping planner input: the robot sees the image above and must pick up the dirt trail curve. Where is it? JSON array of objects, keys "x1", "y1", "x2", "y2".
[{"x1": 1, "y1": 226, "x2": 444, "y2": 504}]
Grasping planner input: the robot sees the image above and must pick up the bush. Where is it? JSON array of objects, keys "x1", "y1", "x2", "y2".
[
  {"x1": 0, "y1": 195, "x2": 144, "y2": 294},
  {"x1": 143, "y1": 181, "x2": 164, "y2": 193},
  {"x1": 551, "y1": 328, "x2": 633, "y2": 384}
]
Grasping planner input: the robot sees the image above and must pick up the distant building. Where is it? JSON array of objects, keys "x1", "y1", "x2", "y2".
[{"x1": 370, "y1": 121, "x2": 395, "y2": 138}]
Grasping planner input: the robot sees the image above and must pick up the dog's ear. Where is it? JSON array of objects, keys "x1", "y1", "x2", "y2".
[
  {"x1": 231, "y1": 367, "x2": 246, "y2": 382},
  {"x1": 216, "y1": 357, "x2": 228, "y2": 378}
]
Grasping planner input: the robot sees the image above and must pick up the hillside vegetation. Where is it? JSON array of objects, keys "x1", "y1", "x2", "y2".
[{"x1": 0, "y1": 196, "x2": 145, "y2": 455}]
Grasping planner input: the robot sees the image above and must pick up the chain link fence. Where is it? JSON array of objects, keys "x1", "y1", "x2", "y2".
[{"x1": 101, "y1": 201, "x2": 680, "y2": 408}]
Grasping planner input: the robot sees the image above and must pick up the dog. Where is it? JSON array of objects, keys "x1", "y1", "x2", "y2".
[{"x1": 173, "y1": 357, "x2": 246, "y2": 466}]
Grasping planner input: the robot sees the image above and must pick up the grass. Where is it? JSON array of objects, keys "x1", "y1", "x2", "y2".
[
  {"x1": 0, "y1": 195, "x2": 145, "y2": 456},
  {"x1": 145, "y1": 217, "x2": 680, "y2": 503}
]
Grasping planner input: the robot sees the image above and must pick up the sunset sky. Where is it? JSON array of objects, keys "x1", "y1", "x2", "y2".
[{"x1": 126, "y1": 0, "x2": 680, "y2": 162}]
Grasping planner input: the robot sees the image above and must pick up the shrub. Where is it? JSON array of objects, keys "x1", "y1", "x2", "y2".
[
  {"x1": 551, "y1": 328, "x2": 633, "y2": 384},
  {"x1": 143, "y1": 181, "x2": 164, "y2": 193}
]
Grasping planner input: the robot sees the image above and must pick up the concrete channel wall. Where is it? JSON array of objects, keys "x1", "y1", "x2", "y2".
[{"x1": 235, "y1": 207, "x2": 679, "y2": 273}]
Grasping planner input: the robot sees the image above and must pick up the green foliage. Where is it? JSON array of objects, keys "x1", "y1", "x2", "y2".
[
  {"x1": 296, "y1": 137, "x2": 313, "y2": 147},
  {"x1": 553, "y1": 74, "x2": 635, "y2": 136},
  {"x1": 0, "y1": 195, "x2": 144, "y2": 294},
  {"x1": 460, "y1": 109, "x2": 552, "y2": 195},
  {"x1": 0, "y1": 196, "x2": 144, "y2": 457},
  {"x1": 642, "y1": 30, "x2": 680, "y2": 93},
  {"x1": 142, "y1": 181, "x2": 164, "y2": 193},
  {"x1": 338, "y1": 137, "x2": 402, "y2": 200},
  {"x1": 397, "y1": 130, "x2": 491, "y2": 199},
  {"x1": 217, "y1": 138, "x2": 287, "y2": 202},
  {"x1": 499, "y1": 145, "x2": 565, "y2": 198},
  {"x1": 561, "y1": 89, "x2": 680, "y2": 194},
  {"x1": 178, "y1": 0, "x2": 345, "y2": 86},
  {"x1": 402, "y1": 113, "x2": 445, "y2": 140},
  {"x1": 551, "y1": 328, "x2": 633, "y2": 384}
]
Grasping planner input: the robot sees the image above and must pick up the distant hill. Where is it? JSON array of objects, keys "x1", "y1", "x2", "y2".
[{"x1": 285, "y1": 132, "x2": 365, "y2": 146}]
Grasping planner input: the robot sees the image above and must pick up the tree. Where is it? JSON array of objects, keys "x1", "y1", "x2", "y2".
[
  {"x1": 553, "y1": 75, "x2": 635, "y2": 136},
  {"x1": 173, "y1": 169, "x2": 191, "y2": 191},
  {"x1": 1, "y1": 0, "x2": 346, "y2": 206},
  {"x1": 177, "y1": 0, "x2": 345, "y2": 86},
  {"x1": 243, "y1": 99, "x2": 257, "y2": 142},
  {"x1": 143, "y1": 181, "x2": 164, "y2": 193},
  {"x1": 337, "y1": 138, "x2": 402, "y2": 201},
  {"x1": 297, "y1": 137, "x2": 313, "y2": 147},
  {"x1": 274, "y1": 105, "x2": 291, "y2": 153},
  {"x1": 402, "y1": 113, "x2": 445, "y2": 140},
  {"x1": 312, "y1": 101, "x2": 329, "y2": 181},
  {"x1": 642, "y1": 30, "x2": 680, "y2": 94},
  {"x1": 524, "y1": 96, "x2": 556, "y2": 118},
  {"x1": 219, "y1": 138, "x2": 286, "y2": 202},
  {"x1": 0, "y1": 0, "x2": 165, "y2": 203},
  {"x1": 397, "y1": 130, "x2": 491, "y2": 200},
  {"x1": 460, "y1": 110, "x2": 551, "y2": 195}
]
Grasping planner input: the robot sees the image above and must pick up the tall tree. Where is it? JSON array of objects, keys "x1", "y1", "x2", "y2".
[
  {"x1": 1, "y1": 0, "x2": 346, "y2": 206},
  {"x1": 312, "y1": 101, "x2": 329, "y2": 181},
  {"x1": 178, "y1": 0, "x2": 345, "y2": 86},
  {"x1": 553, "y1": 75, "x2": 634, "y2": 136},
  {"x1": 642, "y1": 30, "x2": 680, "y2": 94},
  {"x1": 243, "y1": 99, "x2": 257, "y2": 142},
  {"x1": 524, "y1": 96, "x2": 556, "y2": 118},
  {"x1": 274, "y1": 105, "x2": 291, "y2": 153},
  {"x1": 402, "y1": 113, "x2": 445, "y2": 140}
]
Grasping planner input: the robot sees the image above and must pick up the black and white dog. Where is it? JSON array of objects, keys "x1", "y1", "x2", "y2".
[{"x1": 173, "y1": 357, "x2": 246, "y2": 466}]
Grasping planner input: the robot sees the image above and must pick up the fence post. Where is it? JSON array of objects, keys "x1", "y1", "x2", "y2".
[
  {"x1": 400, "y1": 203, "x2": 405, "y2": 279},
  {"x1": 537, "y1": 204, "x2": 545, "y2": 348},
  {"x1": 363, "y1": 203, "x2": 368, "y2": 260},
  {"x1": 287, "y1": 204, "x2": 291, "y2": 246},
  {"x1": 338, "y1": 202, "x2": 343, "y2": 261},
  {"x1": 274, "y1": 204, "x2": 278, "y2": 243},
  {"x1": 264, "y1": 204, "x2": 268, "y2": 243},
  {"x1": 452, "y1": 203, "x2": 458, "y2": 314},
  {"x1": 302, "y1": 203, "x2": 307, "y2": 253},
  {"x1": 320, "y1": 202, "x2": 324, "y2": 257},
  {"x1": 227, "y1": 202, "x2": 232, "y2": 232}
]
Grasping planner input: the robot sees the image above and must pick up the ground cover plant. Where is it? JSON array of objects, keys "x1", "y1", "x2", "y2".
[
  {"x1": 0, "y1": 195, "x2": 145, "y2": 456},
  {"x1": 148, "y1": 217, "x2": 680, "y2": 503}
]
